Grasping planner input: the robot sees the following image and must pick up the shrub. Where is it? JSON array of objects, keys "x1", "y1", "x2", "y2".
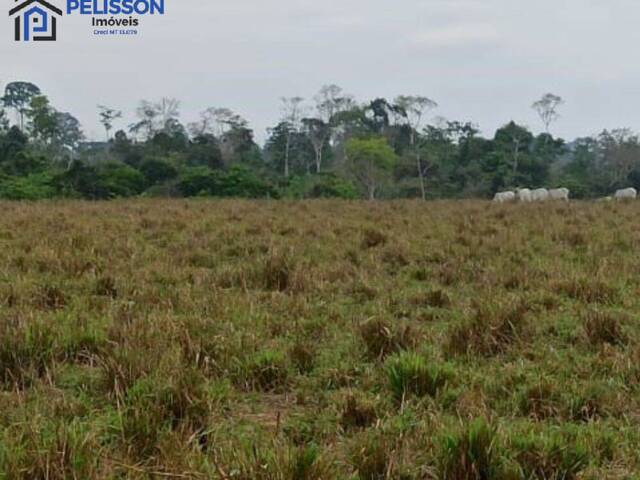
[
  {"x1": 142, "y1": 182, "x2": 179, "y2": 197},
  {"x1": 219, "y1": 165, "x2": 277, "y2": 198},
  {"x1": 385, "y1": 351, "x2": 453, "y2": 401},
  {"x1": 176, "y1": 166, "x2": 222, "y2": 197},
  {"x1": 54, "y1": 161, "x2": 108, "y2": 199},
  {"x1": 0, "y1": 172, "x2": 56, "y2": 200},
  {"x1": 178, "y1": 164, "x2": 276, "y2": 199},
  {"x1": 283, "y1": 173, "x2": 359, "y2": 199},
  {"x1": 187, "y1": 134, "x2": 224, "y2": 168},
  {"x1": 96, "y1": 162, "x2": 146, "y2": 197},
  {"x1": 139, "y1": 157, "x2": 178, "y2": 185}
]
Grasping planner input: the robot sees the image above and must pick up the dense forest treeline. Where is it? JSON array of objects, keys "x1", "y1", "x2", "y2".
[{"x1": 0, "y1": 81, "x2": 639, "y2": 200}]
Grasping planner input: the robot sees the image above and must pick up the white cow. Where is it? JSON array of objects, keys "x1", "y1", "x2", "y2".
[
  {"x1": 614, "y1": 188, "x2": 637, "y2": 200},
  {"x1": 516, "y1": 188, "x2": 533, "y2": 203},
  {"x1": 549, "y1": 188, "x2": 570, "y2": 202},
  {"x1": 493, "y1": 191, "x2": 516, "y2": 203},
  {"x1": 531, "y1": 188, "x2": 550, "y2": 202}
]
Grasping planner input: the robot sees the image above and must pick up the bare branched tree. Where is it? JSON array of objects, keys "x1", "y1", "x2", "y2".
[
  {"x1": 395, "y1": 95, "x2": 438, "y2": 200},
  {"x1": 130, "y1": 98, "x2": 180, "y2": 140},
  {"x1": 304, "y1": 84, "x2": 354, "y2": 173},
  {"x1": 189, "y1": 107, "x2": 246, "y2": 139},
  {"x1": 97, "y1": 105, "x2": 122, "y2": 140},
  {"x1": 280, "y1": 96, "x2": 305, "y2": 177},
  {"x1": 532, "y1": 93, "x2": 563, "y2": 134}
]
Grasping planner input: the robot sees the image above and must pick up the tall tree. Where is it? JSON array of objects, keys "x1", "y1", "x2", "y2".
[
  {"x1": 192, "y1": 109, "x2": 254, "y2": 164},
  {"x1": 97, "y1": 105, "x2": 122, "y2": 140},
  {"x1": 279, "y1": 96, "x2": 305, "y2": 177},
  {"x1": 27, "y1": 95, "x2": 57, "y2": 143},
  {"x1": 189, "y1": 107, "x2": 246, "y2": 138},
  {"x1": 362, "y1": 98, "x2": 401, "y2": 136},
  {"x1": 54, "y1": 112, "x2": 84, "y2": 150},
  {"x1": 0, "y1": 126, "x2": 28, "y2": 170},
  {"x1": 2, "y1": 82, "x2": 41, "y2": 130},
  {"x1": 0, "y1": 107, "x2": 8, "y2": 132},
  {"x1": 130, "y1": 100, "x2": 159, "y2": 140},
  {"x1": 345, "y1": 136, "x2": 397, "y2": 200},
  {"x1": 265, "y1": 121, "x2": 315, "y2": 175},
  {"x1": 0, "y1": 82, "x2": 8, "y2": 132},
  {"x1": 130, "y1": 98, "x2": 180, "y2": 140},
  {"x1": 532, "y1": 93, "x2": 563, "y2": 134},
  {"x1": 156, "y1": 98, "x2": 181, "y2": 132},
  {"x1": 394, "y1": 95, "x2": 438, "y2": 200},
  {"x1": 494, "y1": 121, "x2": 533, "y2": 180},
  {"x1": 598, "y1": 129, "x2": 640, "y2": 188},
  {"x1": 220, "y1": 121, "x2": 259, "y2": 165},
  {"x1": 301, "y1": 118, "x2": 330, "y2": 173},
  {"x1": 315, "y1": 85, "x2": 353, "y2": 125},
  {"x1": 560, "y1": 136, "x2": 604, "y2": 197},
  {"x1": 303, "y1": 84, "x2": 354, "y2": 173},
  {"x1": 188, "y1": 134, "x2": 224, "y2": 169}
]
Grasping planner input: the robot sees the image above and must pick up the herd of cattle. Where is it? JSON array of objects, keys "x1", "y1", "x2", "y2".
[{"x1": 493, "y1": 187, "x2": 638, "y2": 203}]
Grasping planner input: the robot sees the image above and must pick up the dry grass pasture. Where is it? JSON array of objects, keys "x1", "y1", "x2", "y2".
[{"x1": 1, "y1": 199, "x2": 640, "y2": 479}]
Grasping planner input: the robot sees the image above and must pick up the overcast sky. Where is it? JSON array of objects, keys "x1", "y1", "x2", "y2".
[{"x1": 3, "y1": 0, "x2": 640, "y2": 142}]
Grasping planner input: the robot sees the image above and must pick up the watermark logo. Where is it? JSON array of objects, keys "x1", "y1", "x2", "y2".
[
  {"x1": 9, "y1": 0, "x2": 62, "y2": 41},
  {"x1": 8, "y1": 0, "x2": 165, "y2": 40},
  {"x1": 67, "y1": 0, "x2": 164, "y2": 37}
]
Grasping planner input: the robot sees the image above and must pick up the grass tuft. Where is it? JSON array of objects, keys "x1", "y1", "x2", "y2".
[
  {"x1": 361, "y1": 228, "x2": 388, "y2": 249},
  {"x1": 385, "y1": 351, "x2": 453, "y2": 401},
  {"x1": 447, "y1": 299, "x2": 530, "y2": 356},
  {"x1": 359, "y1": 317, "x2": 415, "y2": 359},
  {"x1": 557, "y1": 278, "x2": 618, "y2": 304},
  {"x1": 244, "y1": 349, "x2": 289, "y2": 391},
  {"x1": 438, "y1": 418, "x2": 501, "y2": 480},
  {"x1": 340, "y1": 393, "x2": 378, "y2": 431},
  {"x1": 582, "y1": 309, "x2": 628, "y2": 346}
]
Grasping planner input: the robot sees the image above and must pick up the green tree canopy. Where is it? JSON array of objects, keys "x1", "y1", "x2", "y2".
[
  {"x1": 345, "y1": 136, "x2": 397, "y2": 200},
  {"x1": 2, "y1": 82, "x2": 41, "y2": 130}
]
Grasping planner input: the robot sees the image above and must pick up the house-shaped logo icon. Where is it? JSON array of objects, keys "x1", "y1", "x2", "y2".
[{"x1": 9, "y1": 0, "x2": 62, "y2": 42}]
